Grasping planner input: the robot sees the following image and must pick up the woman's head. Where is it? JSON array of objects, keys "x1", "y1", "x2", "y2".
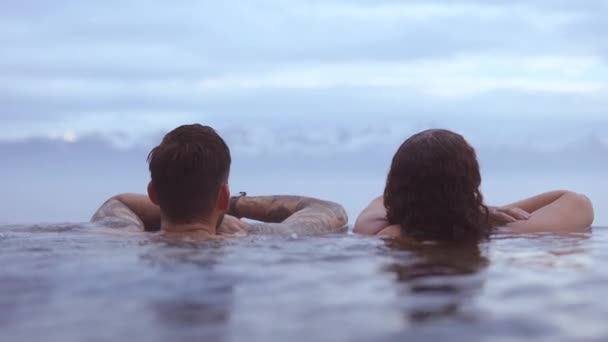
[{"x1": 384, "y1": 129, "x2": 489, "y2": 241}]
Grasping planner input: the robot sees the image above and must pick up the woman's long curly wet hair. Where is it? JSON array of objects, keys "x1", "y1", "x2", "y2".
[{"x1": 384, "y1": 129, "x2": 490, "y2": 241}]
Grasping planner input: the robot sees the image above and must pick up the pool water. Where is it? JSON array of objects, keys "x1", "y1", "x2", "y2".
[{"x1": 0, "y1": 224, "x2": 606, "y2": 342}]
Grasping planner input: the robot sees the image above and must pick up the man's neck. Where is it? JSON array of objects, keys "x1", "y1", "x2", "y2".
[{"x1": 161, "y1": 220, "x2": 217, "y2": 235}]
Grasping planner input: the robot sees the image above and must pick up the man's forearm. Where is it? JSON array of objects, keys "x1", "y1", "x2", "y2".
[
  {"x1": 92, "y1": 194, "x2": 161, "y2": 231},
  {"x1": 114, "y1": 194, "x2": 162, "y2": 231},
  {"x1": 231, "y1": 195, "x2": 340, "y2": 223},
  {"x1": 91, "y1": 197, "x2": 145, "y2": 230},
  {"x1": 231, "y1": 195, "x2": 349, "y2": 233},
  {"x1": 229, "y1": 195, "x2": 348, "y2": 235}
]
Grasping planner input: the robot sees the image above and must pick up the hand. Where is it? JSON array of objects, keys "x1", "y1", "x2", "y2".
[
  {"x1": 217, "y1": 214, "x2": 248, "y2": 236},
  {"x1": 488, "y1": 206, "x2": 531, "y2": 226}
]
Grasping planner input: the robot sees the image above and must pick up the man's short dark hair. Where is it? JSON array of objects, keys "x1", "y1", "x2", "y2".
[{"x1": 147, "y1": 124, "x2": 231, "y2": 224}]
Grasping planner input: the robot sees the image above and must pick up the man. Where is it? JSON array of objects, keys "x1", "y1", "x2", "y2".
[{"x1": 91, "y1": 124, "x2": 348, "y2": 237}]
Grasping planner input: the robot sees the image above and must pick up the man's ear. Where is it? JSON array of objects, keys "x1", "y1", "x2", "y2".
[
  {"x1": 217, "y1": 184, "x2": 230, "y2": 211},
  {"x1": 147, "y1": 181, "x2": 160, "y2": 206}
]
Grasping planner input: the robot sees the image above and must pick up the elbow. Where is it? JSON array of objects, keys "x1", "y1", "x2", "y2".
[
  {"x1": 352, "y1": 224, "x2": 365, "y2": 235},
  {"x1": 304, "y1": 198, "x2": 349, "y2": 230},
  {"x1": 353, "y1": 215, "x2": 382, "y2": 236},
  {"x1": 572, "y1": 192, "x2": 594, "y2": 228},
  {"x1": 352, "y1": 215, "x2": 367, "y2": 234},
  {"x1": 561, "y1": 191, "x2": 594, "y2": 229},
  {"x1": 96, "y1": 194, "x2": 125, "y2": 207},
  {"x1": 109, "y1": 194, "x2": 128, "y2": 205},
  {"x1": 111, "y1": 193, "x2": 140, "y2": 206},
  {"x1": 320, "y1": 200, "x2": 348, "y2": 228},
  {"x1": 353, "y1": 207, "x2": 390, "y2": 236},
  {"x1": 97, "y1": 194, "x2": 134, "y2": 212},
  {"x1": 334, "y1": 204, "x2": 349, "y2": 228}
]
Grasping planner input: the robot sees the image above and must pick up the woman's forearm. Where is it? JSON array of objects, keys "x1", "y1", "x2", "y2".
[
  {"x1": 505, "y1": 191, "x2": 594, "y2": 232},
  {"x1": 503, "y1": 191, "x2": 568, "y2": 214}
]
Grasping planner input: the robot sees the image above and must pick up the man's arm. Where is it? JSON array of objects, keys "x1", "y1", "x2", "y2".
[
  {"x1": 231, "y1": 195, "x2": 348, "y2": 235},
  {"x1": 91, "y1": 194, "x2": 162, "y2": 231},
  {"x1": 91, "y1": 196, "x2": 146, "y2": 230},
  {"x1": 92, "y1": 193, "x2": 257, "y2": 234}
]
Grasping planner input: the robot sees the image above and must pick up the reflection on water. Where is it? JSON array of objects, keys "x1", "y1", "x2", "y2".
[
  {"x1": 0, "y1": 275, "x2": 54, "y2": 329},
  {"x1": 0, "y1": 225, "x2": 606, "y2": 342},
  {"x1": 382, "y1": 240, "x2": 489, "y2": 324},
  {"x1": 151, "y1": 286, "x2": 234, "y2": 342},
  {"x1": 143, "y1": 239, "x2": 234, "y2": 342}
]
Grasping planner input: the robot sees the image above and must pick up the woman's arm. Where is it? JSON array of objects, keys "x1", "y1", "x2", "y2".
[
  {"x1": 502, "y1": 191, "x2": 594, "y2": 232},
  {"x1": 353, "y1": 196, "x2": 528, "y2": 236},
  {"x1": 353, "y1": 197, "x2": 390, "y2": 235}
]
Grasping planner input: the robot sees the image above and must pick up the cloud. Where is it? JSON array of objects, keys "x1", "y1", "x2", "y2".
[
  {"x1": 1, "y1": 0, "x2": 604, "y2": 71},
  {"x1": 1, "y1": 55, "x2": 605, "y2": 124},
  {"x1": 5, "y1": 55, "x2": 605, "y2": 96},
  {"x1": 0, "y1": 0, "x2": 607, "y2": 142},
  {"x1": 2, "y1": 1, "x2": 607, "y2": 226},
  {"x1": 3, "y1": 129, "x2": 608, "y2": 225}
]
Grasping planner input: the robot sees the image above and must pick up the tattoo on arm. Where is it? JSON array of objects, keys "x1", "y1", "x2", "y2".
[
  {"x1": 234, "y1": 196, "x2": 348, "y2": 235},
  {"x1": 233, "y1": 196, "x2": 329, "y2": 222},
  {"x1": 91, "y1": 198, "x2": 145, "y2": 230}
]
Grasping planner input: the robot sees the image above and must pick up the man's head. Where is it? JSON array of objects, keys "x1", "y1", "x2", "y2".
[{"x1": 147, "y1": 124, "x2": 231, "y2": 226}]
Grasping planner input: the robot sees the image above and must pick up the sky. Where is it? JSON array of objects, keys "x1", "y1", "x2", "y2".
[
  {"x1": 1, "y1": 0, "x2": 607, "y2": 144},
  {"x1": 1, "y1": 0, "x2": 607, "y2": 225}
]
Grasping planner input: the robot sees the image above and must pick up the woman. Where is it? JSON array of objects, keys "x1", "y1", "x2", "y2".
[{"x1": 354, "y1": 129, "x2": 594, "y2": 240}]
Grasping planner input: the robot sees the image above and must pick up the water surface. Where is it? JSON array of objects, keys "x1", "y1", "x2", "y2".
[{"x1": 0, "y1": 225, "x2": 606, "y2": 341}]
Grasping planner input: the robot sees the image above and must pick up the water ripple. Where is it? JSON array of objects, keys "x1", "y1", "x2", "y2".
[{"x1": 0, "y1": 225, "x2": 606, "y2": 342}]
